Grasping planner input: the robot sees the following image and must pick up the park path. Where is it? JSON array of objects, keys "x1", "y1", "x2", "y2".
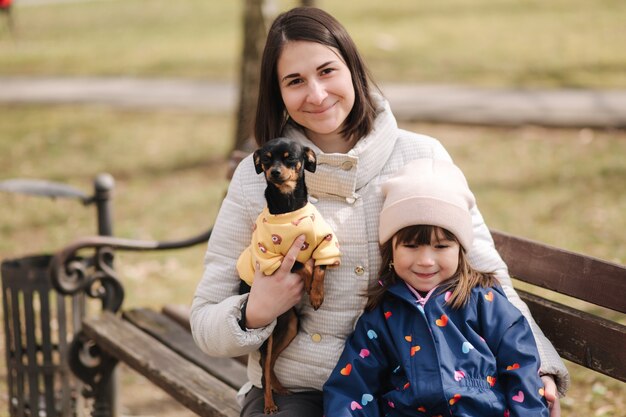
[{"x1": 1, "y1": 76, "x2": 626, "y2": 129}]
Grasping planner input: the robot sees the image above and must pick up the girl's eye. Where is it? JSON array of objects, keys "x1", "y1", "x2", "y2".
[
  {"x1": 320, "y1": 67, "x2": 334, "y2": 76},
  {"x1": 434, "y1": 240, "x2": 456, "y2": 249}
]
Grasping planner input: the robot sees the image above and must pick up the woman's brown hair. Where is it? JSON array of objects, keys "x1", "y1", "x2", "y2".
[
  {"x1": 254, "y1": 7, "x2": 378, "y2": 146},
  {"x1": 366, "y1": 225, "x2": 496, "y2": 311}
]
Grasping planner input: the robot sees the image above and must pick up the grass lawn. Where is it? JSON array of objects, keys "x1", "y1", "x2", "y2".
[{"x1": 0, "y1": 0, "x2": 625, "y2": 87}]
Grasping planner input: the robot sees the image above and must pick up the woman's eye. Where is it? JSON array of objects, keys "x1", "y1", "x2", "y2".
[
  {"x1": 287, "y1": 78, "x2": 303, "y2": 86},
  {"x1": 320, "y1": 67, "x2": 334, "y2": 76}
]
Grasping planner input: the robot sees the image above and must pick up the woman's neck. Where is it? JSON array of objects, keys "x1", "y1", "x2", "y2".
[{"x1": 305, "y1": 128, "x2": 357, "y2": 153}]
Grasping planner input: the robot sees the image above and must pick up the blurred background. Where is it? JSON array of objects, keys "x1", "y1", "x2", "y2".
[{"x1": 0, "y1": 0, "x2": 624, "y2": 416}]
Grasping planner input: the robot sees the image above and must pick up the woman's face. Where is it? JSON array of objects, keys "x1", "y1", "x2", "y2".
[{"x1": 277, "y1": 41, "x2": 355, "y2": 153}]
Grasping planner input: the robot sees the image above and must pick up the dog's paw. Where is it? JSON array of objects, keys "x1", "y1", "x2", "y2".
[
  {"x1": 309, "y1": 291, "x2": 324, "y2": 310},
  {"x1": 264, "y1": 404, "x2": 279, "y2": 415}
]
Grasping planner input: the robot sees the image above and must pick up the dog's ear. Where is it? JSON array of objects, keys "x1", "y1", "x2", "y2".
[
  {"x1": 304, "y1": 147, "x2": 317, "y2": 173},
  {"x1": 253, "y1": 150, "x2": 264, "y2": 175}
]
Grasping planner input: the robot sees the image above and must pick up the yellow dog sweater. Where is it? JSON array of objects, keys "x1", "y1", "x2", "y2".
[{"x1": 237, "y1": 203, "x2": 341, "y2": 285}]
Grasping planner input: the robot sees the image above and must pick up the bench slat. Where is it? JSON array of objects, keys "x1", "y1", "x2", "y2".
[
  {"x1": 82, "y1": 312, "x2": 240, "y2": 417},
  {"x1": 123, "y1": 308, "x2": 248, "y2": 390},
  {"x1": 162, "y1": 303, "x2": 192, "y2": 331},
  {"x1": 518, "y1": 289, "x2": 626, "y2": 382},
  {"x1": 492, "y1": 230, "x2": 626, "y2": 313}
]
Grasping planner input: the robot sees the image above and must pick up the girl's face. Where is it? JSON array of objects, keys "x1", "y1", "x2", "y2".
[
  {"x1": 277, "y1": 40, "x2": 356, "y2": 153},
  {"x1": 392, "y1": 230, "x2": 460, "y2": 292}
]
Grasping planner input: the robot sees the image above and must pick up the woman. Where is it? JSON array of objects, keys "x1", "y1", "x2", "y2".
[{"x1": 191, "y1": 7, "x2": 568, "y2": 417}]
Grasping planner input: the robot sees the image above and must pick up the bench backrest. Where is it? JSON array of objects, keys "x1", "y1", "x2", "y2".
[{"x1": 491, "y1": 230, "x2": 626, "y2": 382}]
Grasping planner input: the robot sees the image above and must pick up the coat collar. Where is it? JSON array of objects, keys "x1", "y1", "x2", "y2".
[
  {"x1": 387, "y1": 281, "x2": 421, "y2": 305},
  {"x1": 387, "y1": 281, "x2": 447, "y2": 308},
  {"x1": 283, "y1": 94, "x2": 399, "y2": 201}
]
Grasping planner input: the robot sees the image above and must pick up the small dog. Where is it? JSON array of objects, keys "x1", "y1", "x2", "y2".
[{"x1": 236, "y1": 137, "x2": 341, "y2": 414}]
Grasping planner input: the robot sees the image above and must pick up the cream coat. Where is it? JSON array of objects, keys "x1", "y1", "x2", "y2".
[{"x1": 190, "y1": 96, "x2": 569, "y2": 400}]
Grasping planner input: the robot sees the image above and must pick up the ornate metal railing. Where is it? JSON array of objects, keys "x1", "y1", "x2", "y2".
[
  {"x1": 48, "y1": 229, "x2": 212, "y2": 417},
  {"x1": 1, "y1": 173, "x2": 213, "y2": 417}
]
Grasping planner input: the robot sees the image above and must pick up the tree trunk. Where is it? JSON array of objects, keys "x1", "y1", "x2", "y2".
[{"x1": 233, "y1": 0, "x2": 267, "y2": 153}]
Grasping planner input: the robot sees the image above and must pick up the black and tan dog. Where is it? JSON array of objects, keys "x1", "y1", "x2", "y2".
[{"x1": 237, "y1": 137, "x2": 341, "y2": 413}]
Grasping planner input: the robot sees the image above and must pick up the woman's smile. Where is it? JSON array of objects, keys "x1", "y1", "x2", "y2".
[{"x1": 303, "y1": 100, "x2": 338, "y2": 115}]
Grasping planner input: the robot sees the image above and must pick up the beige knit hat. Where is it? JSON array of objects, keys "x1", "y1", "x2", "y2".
[{"x1": 379, "y1": 159, "x2": 476, "y2": 250}]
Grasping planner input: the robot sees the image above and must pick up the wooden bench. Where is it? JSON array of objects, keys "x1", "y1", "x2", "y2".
[
  {"x1": 49, "y1": 228, "x2": 626, "y2": 417},
  {"x1": 491, "y1": 231, "x2": 625, "y2": 380},
  {"x1": 82, "y1": 308, "x2": 245, "y2": 417}
]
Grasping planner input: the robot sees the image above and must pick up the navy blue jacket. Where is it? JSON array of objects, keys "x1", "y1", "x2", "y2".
[{"x1": 323, "y1": 282, "x2": 548, "y2": 417}]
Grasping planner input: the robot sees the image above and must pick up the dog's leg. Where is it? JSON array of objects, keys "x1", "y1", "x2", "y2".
[
  {"x1": 262, "y1": 335, "x2": 278, "y2": 414},
  {"x1": 268, "y1": 309, "x2": 299, "y2": 395},
  {"x1": 261, "y1": 309, "x2": 298, "y2": 413},
  {"x1": 294, "y1": 260, "x2": 314, "y2": 294},
  {"x1": 308, "y1": 265, "x2": 327, "y2": 310}
]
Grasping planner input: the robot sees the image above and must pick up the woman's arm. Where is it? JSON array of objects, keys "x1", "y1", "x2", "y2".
[
  {"x1": 190, "y1": 159, "x2": 274, "y2": 357},
  {"x1": 467, "y1": 204, "x2": 570, "y2": 397},
  {"x1": 427, "y1": 138, "x2": 569, "y2": 397},
  {"x1": 190, "y1": 159, "x2": 311, "y2": 358}
]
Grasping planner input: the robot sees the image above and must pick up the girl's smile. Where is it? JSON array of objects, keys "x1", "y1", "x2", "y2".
[{"x1": 413, "y1": 271, "x2": 438, "y2": 280}]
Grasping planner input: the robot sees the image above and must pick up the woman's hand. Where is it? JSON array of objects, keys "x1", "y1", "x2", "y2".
[
  {"x1": 244, "y1": 235, "x2": 306, "y2": 329},
  {"x1": 541, "y1": 375, "x2": 561, "y2": 417}
]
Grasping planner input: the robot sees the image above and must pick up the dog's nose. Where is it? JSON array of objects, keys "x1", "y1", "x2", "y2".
[{"x1": 270, "y1": 168, "x2": 282, "y2": 178}]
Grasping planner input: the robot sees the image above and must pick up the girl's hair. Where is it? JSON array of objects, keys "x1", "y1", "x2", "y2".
[
  {"x1": 254, "y1": 7, "x2": 378, "y2": 146},
  {"x1": 366, "y1": 225, "x2": 496, "y2": 311}
]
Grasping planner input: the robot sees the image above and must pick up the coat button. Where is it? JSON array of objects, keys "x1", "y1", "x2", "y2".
[
  {"x1": 341, "y1": 161, "x2": 354, "y2": 170},
  {"x1": 311, "y1": 333, "x2": 322, "y2": 343},
  {"x1": 354, "y1": 265, "x2": 365, "y2": 276}
]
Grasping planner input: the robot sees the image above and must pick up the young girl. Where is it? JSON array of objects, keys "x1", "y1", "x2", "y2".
[{"x1": 324, "y1": 159, "x2": 549, "y2": 417}]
